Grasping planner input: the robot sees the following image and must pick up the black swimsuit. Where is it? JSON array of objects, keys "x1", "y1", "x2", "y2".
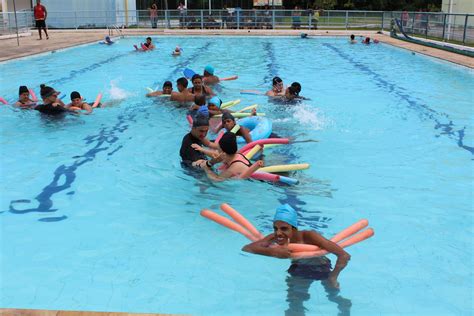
[{"x1": 228, "y1": 153, "x2": 252, "y2": 168}]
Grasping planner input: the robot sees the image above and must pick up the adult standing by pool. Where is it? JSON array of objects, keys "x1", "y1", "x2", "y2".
[
  {"x1": 178, "y1": 2, "x2": 186, "y2": 29},
  {"x1": 149, "y1": 3, "x2": 158, "y2": 29},
  {"x1": 180, "y1": 114, "x2": 217, "y2": 167},
  {"x1": 34, "y1": 0, "x2": 49, "y2": 40}
]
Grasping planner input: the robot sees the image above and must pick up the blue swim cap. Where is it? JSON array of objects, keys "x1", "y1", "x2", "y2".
[
  {"x1": 273, "y1": 204, "x2": 297, "y2": 228},
  {"x1": 208, "y1": 96, "x2": 222, "y2": 108},
  {"x1": 204, "y1": 65, "x2": 214, "y2": 75},
  {"x1": 197, "y1": 105, "x2": 209, "y2": 117}
]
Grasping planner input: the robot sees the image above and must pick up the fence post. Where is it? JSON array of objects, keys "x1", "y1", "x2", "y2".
[
  {"x1": 74, "y1": 11, "x2": 77, "y2": 29},
  {"x1": 381, "y1": 12, "x2": 384, "y2": 31},
  {"x1": 164, "y1": 10, "x2": 169, "y2": 29},
  {"x1": 237, "y1": 10, "x2": 240, "y2": 29},
  {"x1": 308, "y1": 11, "x2": 312, "y2": 29},
  {"x1": 412, "y1": 13, "x2": 415, "y2": 34},
  {"x1": 442, "y1": 13, "x2": 447, "y2": 41},
  {"x1": 462, "y1": 15, "x2": 468, "y2": 44},
  {"x1": 345, "y1": 11, "x2": 348, "y2": 29},
  {"x1": 425, "y1": 13, "x2": 429, "y2": 38},
  {"x1": 272, "y1": 10, "x2": 275, "y2": 29},
  {"x1": 201, "y1": 10, "x2": 204, "y2": 29}
]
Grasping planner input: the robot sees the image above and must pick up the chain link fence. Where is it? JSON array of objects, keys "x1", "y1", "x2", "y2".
[{"x1": 1, "y1": 10, "x2": 472, "y2": 45}]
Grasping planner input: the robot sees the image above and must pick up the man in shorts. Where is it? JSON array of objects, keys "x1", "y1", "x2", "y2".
[{"x1": 34, "y1": 0, "x2": 49, "y2": 40}]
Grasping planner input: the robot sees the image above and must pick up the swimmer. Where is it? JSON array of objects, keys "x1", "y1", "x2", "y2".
[
  {"x1": 170, "y1": 77, "x2": 195, "y2": 103},
  {"x1": 207, "y1": 96, "x2": 223, "y2": 117},
  {"x1": 349, "y1": 34, "x2": 357, "y2": 44},
  {"x1": 284, "y1": 82, "x2": 303, "y2": 100},
  {"x1": 194, "y1": 132, "x2": 263, "y2": 181},
  {"x1": 34, "y1": 84, "x2": 70, "y2": 115},
  {"x1": 189, "y1": 94, "x2": 207, "y2": 114},
  {"x1": 188, "y1": 74, "x2": 214, "y2": 97},
  {"x1": 146, "y1": 81, "x2": 173, "y2": 97},
  {"x1": 67, "y1": 91, "x2": 93, "y2": 113},
  {"x1": 300, "y1": 33, "x2": 308, "y2": 39},
  {"x1": 180, "y1": 114, "x2": 220, "y2": 167},
  {"x1": 362, "y1": 37, "x2": 371, "y2": 44},
  {"x1": 101, "y1": 36, "x2": 114, "y2": 45},
  {"x1": 172, "y1": 46, "x2": 182, "y2": 56},
  {"x1": 242, "y1": 204, "x2": 351, "y2": 289},
  {"x1": 14, "y1": 86, "x2": 36, "y2": 108},
  {"x1": 202, "y1": 65, "x2": 220, "y2": 85},
  {"x1": 266, "y1": 76, "x2": 285, "y2": 96},
  {"x1": 219, "y1": 112, "x2": 253, "y2": 144},
  {"x1": 134, "y1": 37, "x2": 155, "y2": 51}
]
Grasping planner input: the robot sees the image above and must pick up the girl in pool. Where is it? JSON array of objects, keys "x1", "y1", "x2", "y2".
[
  {"x1": 188, "y1": 74, "x2": 214, "y2": 97},
  {"x1": 193, "y1": 132, "x2": 263, "y2": 181}
]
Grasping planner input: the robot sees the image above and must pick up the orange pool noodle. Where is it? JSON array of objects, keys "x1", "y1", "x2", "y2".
[
  {"x1": 330, "y1": 219, "x2": 368, "y2": 243},
  {"x1": 201, "y1": 209, "x2": 258, "y2": 242},
  {"x1": 220, "y1": 204, "x2": 264, "y2": 240}
]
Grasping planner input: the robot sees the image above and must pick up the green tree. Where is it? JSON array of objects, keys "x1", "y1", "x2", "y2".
[{"x1": 313, "y1": 0, "x2": 337, "y2": 10}]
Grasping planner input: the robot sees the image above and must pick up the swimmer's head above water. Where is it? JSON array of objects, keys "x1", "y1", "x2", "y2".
[{"x1": 273, "y1": 204, "x2": 298, "y2": 245}]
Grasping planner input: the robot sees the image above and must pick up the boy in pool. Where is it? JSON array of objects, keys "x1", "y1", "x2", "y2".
[
  {"x1": 202, "y1": 65, "x2": 220, "y2": 85},
  {"x1": 67, "y1": 91, "x2": 93, "y2": 113},
  {"x1": 14, "y1": 86, "x2": 36, "y2": 108},
  {"x1": 170, "y1": 77, "x2": 195, "y2": 104},
  {"x1": 218, "y1": 112, "x2": 253, "y2": 144},
  {"x1": 242, "y1": 204, "x2": 351, "y2": 289},
  {"x1": 134, "y1": 37, "x2": 155, "y2": 51},
  {"x1": 172, "y1": 46, "x2": 181, "y2": 56},
  {"x1": 266, "y1": 76, "x2": 285, "y2": 96},
  {"x1": 146, "y1": 81, "x2": 173, "y2": 97}
]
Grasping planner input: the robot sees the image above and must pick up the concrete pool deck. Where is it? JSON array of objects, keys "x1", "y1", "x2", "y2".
[{"x1": 0, "y1": 29, "x2": 473, "y2": 68}]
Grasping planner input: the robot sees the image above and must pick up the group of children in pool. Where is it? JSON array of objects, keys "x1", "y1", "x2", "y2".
[{"x1": 4, "y1": 39, "x2": 362, "y2": 290}]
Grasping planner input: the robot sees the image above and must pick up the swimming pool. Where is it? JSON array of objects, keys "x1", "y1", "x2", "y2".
[{"x1": 0, "y1": 36, "x2": 472, "y2": 315}]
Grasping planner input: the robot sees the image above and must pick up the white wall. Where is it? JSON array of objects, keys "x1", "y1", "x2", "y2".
[{"x1": 442, "y1": 0, "x2": 474, "y2": 14}]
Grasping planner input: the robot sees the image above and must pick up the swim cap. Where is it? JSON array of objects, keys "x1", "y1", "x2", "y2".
[
  {"x1": 70, "y1": 91, "x2": 81, "y2": 100},
  {"x1": 204, "y1": 65, "x2": 214, "y2": 75},
  {"x1": 218, "y1": 132, "x2": 237, "y2": 155},
  {"x1": 273, "y1": 204, "x2": 297, "y2": 228},
  {"x1": 19, "y1": 86, "x2": 28, "y2": 95},
  {"x1": 40, "y1": 84, "x2": 59, "y2": 98},
  {"x1": 197, "y1": 105, "x2": 209, "y2": 117},
  {"x1": 300, "y1": 33, "x2": 308, "y2": 38},
  {"x1": 105, "y1": 36, "x2": 110, "y2": 41},
  {"x1": 192, "y1": 113, "x2": 209, "y2": 128},
  {"x1": 221, "y1": 111, "x2": 235, "y2": 123},
  {"x1": 208, "y1": 96, "x2": 222, "y2": 108}
]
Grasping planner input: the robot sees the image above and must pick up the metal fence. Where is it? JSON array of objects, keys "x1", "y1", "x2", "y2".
[{"x1": 1, "y1": 10, "x2": 473, "y2": 45}]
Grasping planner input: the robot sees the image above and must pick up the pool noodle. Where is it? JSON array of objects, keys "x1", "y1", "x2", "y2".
[
  {"x1": 214, "y1": 112, "x2": 265, "y2": 118},
  {"x1": 278, "y1": 175, "x2": 299, "y2": 185},
  {"x1": 186, "y1": 114, "x2": 193, "y2": 126},
  {"x1": 59, "y1": 94, "x2": 66, "y2": 100},
  {"x1": 236, "y1": 104, "x2": 258, "y2": 113},
  {"x1": 29, "y1": 89, "x2": 38, "y2": 102},
  {"x1": 200, "y1": 209, "x2": 258, "y2": 242},
  {"x1": 220, "y1": 204, "x2": 264, "y2": 239},
  {"x1": 0, "y1": 97, "x2": 8, "y2": 104},
  {"x1": 240, "y1": 90, "x2": 265, "y2": 95},
  {"x1": 230, "y1": 124, "x2": 240, "y2": 134},
  {"x1": 141, "y1": 43, "x2": 148, "y2": 50},
  {"x1": 92, "y1": 93, "x2": 102, "y2": 107},
  {"x1": 290, "y1": 228, "x2": 374, "y2": 259},
  {"x1": 289, "y1": 219, "x2": 369, "y2": 253},
  {"x1": 244, "y1": 145, "x2": 262, "y2": 160},
  {"x1": 250, "y1": 171, "x2": 280, "y2": 182},
  {"x1": 220, "y1": 75, "x2": 238, "y2": 81},
  {"x1": 146, "y1": 87, "x2": 154, "y2": 92},
  {"x1": 239, "y1": 138, "x2": 289, "y2": 154},
  {"x1": 221, "y1": 99, "x2": 240, "y2": 109},
  {"x1": 259, "y1": 163, "x2": 310, "y2": 173}
]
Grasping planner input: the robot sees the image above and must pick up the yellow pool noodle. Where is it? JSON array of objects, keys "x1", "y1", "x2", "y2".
[
  {"x1": 259, "y1": 163, "x2": 310, "y2": 173},
  {"x1": 245, "y1": 145, "x2": 262, "y2": 160},
  {"x1": 236, "y1": 104, "x2": 258, "y2": 113},
  {"x1": 221, "y1": 99, "x2": 241, "y2": 109}
]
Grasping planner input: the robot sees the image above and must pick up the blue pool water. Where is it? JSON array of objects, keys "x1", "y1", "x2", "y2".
[{"x1": 0, "y1": 36, "x2": 473, "y2": 315}]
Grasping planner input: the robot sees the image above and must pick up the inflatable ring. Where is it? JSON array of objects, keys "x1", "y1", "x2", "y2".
[{"x1": 237, "y1": 116, "x2": 272, "y2": 144}]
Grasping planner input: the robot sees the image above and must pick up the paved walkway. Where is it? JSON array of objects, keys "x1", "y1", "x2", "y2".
[
  {"x1": 0, "y1": 309, "x2": 184, "y2": 316},
  {"x1": 0, "y1": 29, "x2": 472, "y2": 68}
]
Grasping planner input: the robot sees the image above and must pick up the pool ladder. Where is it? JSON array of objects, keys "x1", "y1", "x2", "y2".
[{"x1": 107, "y1": 24, "x2": 124, "y2": 38}]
